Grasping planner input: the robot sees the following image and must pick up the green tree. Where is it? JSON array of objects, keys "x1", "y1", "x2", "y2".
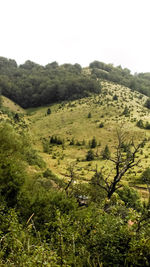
[
  {"x1": 86, "y1": 149, "x2": 94, "y2": 161},
  {"x1": 91, "y1": 136, "x2": 97, "y2": 148},
  {"x1": 88, "y1": 112, "x2": 92, "y2": 118},
  {"x1": 113, "y1": 94, "x2": 118, "y2": 101},
  {"x1": 102, "y1": 145, "x2": 111, "y2": 159},
  {"x1": 136, "y1": 119, "x2": 144, "y2": 128},
  {"x1": 47, "y1": 108, "x2": 51, "y2": 115},
  {"x1": 117, "y1": 186, "x2": 142, "y2": 211},
  {"x1": 122, "y1": 106, "x2": 130, "y2": 116},
  {"x1": 145, "y1": 98, "x2": 150, "y2": 109}
]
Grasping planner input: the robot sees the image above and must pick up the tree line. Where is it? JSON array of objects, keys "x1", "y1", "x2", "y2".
[
  {"x1": 0, "y1": 57, "x2": 101, "y2": 108},
  {"x1": 90, "y1": 60, "x2": 150, "y2": 97}
]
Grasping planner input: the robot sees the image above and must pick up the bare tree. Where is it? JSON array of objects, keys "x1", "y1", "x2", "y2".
[{"x1": 93, "y1": 130, "x2": 143, "y2": 199}]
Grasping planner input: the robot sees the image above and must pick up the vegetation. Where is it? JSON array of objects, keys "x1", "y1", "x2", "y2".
[
  {"x1": 0, "y1": 57, "x2": 101, "y2": 108},
  {"x1": 90, "y1": 60, "x2": 150, "y2": 97},
  {"x1": 145, "y1": 98, "x2": 150, "y2": 109},
  {"x1": 0, "y1": 57, "x2": 150, "y2": 266}
]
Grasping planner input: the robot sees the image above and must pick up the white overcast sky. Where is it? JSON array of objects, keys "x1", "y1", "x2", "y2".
[{"x1": 1, "y1": 0, "x2": 150, "y2": 73}]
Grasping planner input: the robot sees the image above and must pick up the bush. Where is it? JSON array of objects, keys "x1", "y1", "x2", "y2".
[
  {"x1": 47, "y1": 108, "x2": 51, "y2": 115},
  {"x1": 145, "y1": 122, "x2": 150, "y2": 129},
  {"x1": 122, "y1": 106, "x2": 130, "y2": 117},
  {"x1": 136, "y1": 119, "x2": 144, "y2": 128},
  {"x1": 102, "y1": 145, "x2": 111, "y2": 159},
  {"x1": 145, "y1": 98, "x2": 150, "y2": 109},
  {"x1": 88, "y1": 112, "x2": 92, "y2": 118},
  {"x1": 86, "y1": 149, "x2": 94, "y2": 161},
  {"x1": 99, "y1": 122, "x2": 104, "y2": 128},
  {"x1": 113, "y1": 94, "x2": 118, "y2": 101},
  {"x1": 90, "y1": 136, "x2": 97, "y2": 148},
  {"x1": 117, "y1": 186, "x2": 142, "y2": 211}
]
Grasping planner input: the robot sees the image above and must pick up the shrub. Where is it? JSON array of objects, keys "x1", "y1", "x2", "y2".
[
  {"x1": 145, "y1": 98, "x2": 150, "y2": 109},
  {"x1": 99, "y1": 122, "x2": 104, "y2": 128},
  {"x1": 86, "y1": 149, "x2": 94, "y2": 161},
  {"x1": 47, "y1": 108, "x2": 51, "y2": 115},
  {"x1": 91, "y1": 136, "x2": 97, "y2": 148},
  {"x1": 113, "y1": 94, "x2": 118, "y2": 101},
  {"x1": 136, "y1": 119, "x2": 144, "y2": 128},
  {"x1": 117, "y1": 186, "x2": 142, "y2": 211},
  {"x1": 102, "y1": 145, "x2": 111, "y2": 159},
  {"x1": 88, "y1": 112, "x2": 92, "y2": 118}
]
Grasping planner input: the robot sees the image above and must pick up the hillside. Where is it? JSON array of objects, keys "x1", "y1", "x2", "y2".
[
  {"x1": 1, "y1": 78, "x2": 150, "y2": 266},
  {"x1": 1, "y1": 80, "x2": 150, "y2": 185},
  {"x1": 2, "y1": 95, "x2": 25, "y2": 114},
  {"x1": 21, "y1": 80, "x2": 150, "y2": 199},
  {"x1": 1, "y1": 56, "x2": 150, "y2": 110}
]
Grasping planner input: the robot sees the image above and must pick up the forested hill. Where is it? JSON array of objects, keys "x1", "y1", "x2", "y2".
[
  {"x1": 89, "y1": 60, "x2": 150, "y2": 96},
  {"x1": 1, "y1": 56, "x2": 150, "y2": 108},
  {"x1": 0, "y1": 57, "x2": 100, "y2": 108}
]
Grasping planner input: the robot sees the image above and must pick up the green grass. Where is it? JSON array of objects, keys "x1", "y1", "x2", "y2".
[
  {"x1": 22, "y1": 81, "x2": 150, "y2": 186},
  {"x1": 1, "y1": 81, "x2": 150, "y2": 195}
]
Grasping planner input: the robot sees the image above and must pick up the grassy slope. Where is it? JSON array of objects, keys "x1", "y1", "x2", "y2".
[
  {"x1": 1, "y1": 81, "x2": 150, "y2": 199},
  {"x1": 2, "y1": 95, "x2": 25, "y2": 114},
  {"x1": 26, "y1": 81, "x2": 150, "y2": 198}
]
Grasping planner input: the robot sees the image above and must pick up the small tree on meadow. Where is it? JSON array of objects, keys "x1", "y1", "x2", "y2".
[
  {"x1": 122, "y1": 106, "x2": 130, "y2": 117},
  {"x1": 91, "y1": 136, "x2": 97, "y2": 148},
  {"x1": 88, "y1": 112, "x2": 92, "y2": 118},
  {"x1": 86, "y1": 149, "x2": 94, "y2": 161},
  {"x1": 47, "y1": 108, "x2": 51, "y2": 115},
  {"x1": 102, "y1": 145, "x2": 111, "y2": 160},
  {"x1": 136, "y1": 119, "x2": 144, "y2": 129},
  {"x1": 113, "y1": 94, "x2": 118, "y2": 101},
  {"x1": 145, "y1": 98, "x2": 150, "y2": 109}
]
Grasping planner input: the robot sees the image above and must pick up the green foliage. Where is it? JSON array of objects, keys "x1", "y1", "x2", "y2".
[
  {"x1": 99, "y1": 122, "x2": 104, "y2": 128},
  {"x1": 0, "y1": 159, "x2": 25, "y2": 207},
  {"x1": 50, "y1": 135, "x2": 64, "y2": 145},
  {"x1": 88, "y1": 111, "x2": 92, "y2": 118},
  {"x1": 145, "y1": 98, "x2": 150, "y2": 109},
  {"x1": 102, "y1": 145, "x2": 111, "y2": 159},
  {"x1": 90, "y1": 171, "x2": 107, "y2": 203},
  {"x1": 1, "y1": 59, "x2": 150, "y2": 265},
  {"x1": 86, "y1": 149, "x2": 95, "y2": 161},
  {"x1": 47, "y1": 107, "x2": 51, "y2": 115},
  {"x1": 136, "y1": 119, "x2": 144, "y2": 128},
  {"x1": 69, "y1": 137, "x2": 75, "y2": 145},
  {"x1": 117, "y1": 186, "x2": 142, "y2": 211},
  {"x1": 113, "y1": 94, "x2": 118, "y2": 100},
  {"x1": 0, "y1": 94, "x2": 2, "y2": 107},
  {"x1": 90, "y1": 136, "x2": 97, "y2": 148},
  {"x1": 25, "y1": 148, "x2": 46, "y2": 168},
  {"x1": 140, "y1": 167, "x2": 150, "y2": 185},
  {"x1": 0, "y1": 124, "x2": 29, "y2": 207},
  {"x1": 122, "y1": 106, "x2": 130, "y2": 116},
  {"x1": 145, "y1": 121, "x2": 150, "y2": 129},
  {"x1": 0, "y1": 208, "x2": 59, "y2": 266},
  {"x1": 136, "y1": 120, "x2": 150, "y2": 130},
  {"x1": 0, "y1": 57, "x2": 101, "y2": 108},
  {"x1": 90, "y1": 60, "x2": 150, "y2": 97}
]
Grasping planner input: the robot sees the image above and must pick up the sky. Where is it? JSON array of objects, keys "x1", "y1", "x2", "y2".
[{"x1": 1, "y1": 0, "x2": 150, "y2": 73}]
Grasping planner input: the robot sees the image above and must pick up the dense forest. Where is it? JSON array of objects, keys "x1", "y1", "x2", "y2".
[
  {"x1": 0, "y1": 57, "x2": 101, "y2": 108},
  {"x1": 1, "y1": 57, "x2": 150, "y2": 109}
]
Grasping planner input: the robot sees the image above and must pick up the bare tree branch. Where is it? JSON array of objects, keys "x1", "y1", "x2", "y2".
[{"x1": 94, "y1": 130, "x2": 143, "y2": 199}]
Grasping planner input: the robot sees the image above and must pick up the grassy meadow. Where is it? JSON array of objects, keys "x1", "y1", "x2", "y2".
[
  {"x1": 18, "y1": 81, "x2": 150, "y2": 199},
  {"x1": 1, "y1": 80, "x2": 150, "y2": 199}
]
